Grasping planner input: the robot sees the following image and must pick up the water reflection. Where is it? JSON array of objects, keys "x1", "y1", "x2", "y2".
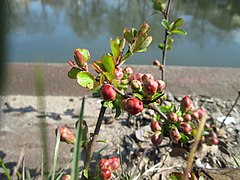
[{"x1": 6, "y1": 0, "x2": 240, "y2": 67}]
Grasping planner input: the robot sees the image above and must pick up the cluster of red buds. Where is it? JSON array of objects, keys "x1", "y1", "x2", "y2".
[
  {"x1": 149, "y1": 95, "x2": 219, "y2": 145},
  {"x1": 98, "y1": 157, "x2": 120, "y2": 180},
  {"x1": 100, "y1": 67, "x2": 166, "y2": 116}
]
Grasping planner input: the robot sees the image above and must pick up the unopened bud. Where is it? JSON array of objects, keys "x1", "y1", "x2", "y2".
[
  {"x1": 153, "y1": 60, "x2": 161, "y2": 67},
  {"x1": 156, "y1": 79, "x2": 166, "y2": 92},
  {"x1": 170, "y1": 127, "x2": 181, "y2": 143},
  {"x1": 123, "y1": 66, "x2": 133, "y2": 76},
  {"x1": 180, "y1": 122, "x2": 192, "y2": 134},
  {"x1": 151, "y1": 133, "x2": 163, "y2": 146},
  {"x1": 62, "y1": 174, "x2": 71, "y2": 180},
  {"x1": 150, "y1": 121, "x2": 161, "y2": 132},
  {"x1": 169, "y1": 112, "x2": 178, "y2": 122},
  {"x1": 130, "y1": 80, "x2": 142, "y2": 92},
  {"x1": 180, "y1": 95, "x2": 193, "y2": 111},
  {"x1": 115, "y1": 66, "x2": 123, "y2": 80},
  {"x1": 74, "y1": 48, "x2": 90, "y2": 68},
  {"x1": 143, "y1": 80, "x2": 158, "y2": 96},
  {"x1": 56, "y1": 125, "x2": 76, "y2": 144}
]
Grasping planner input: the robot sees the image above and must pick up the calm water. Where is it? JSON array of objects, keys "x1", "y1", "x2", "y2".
[{"x1": 6, "y1": 0, "x2": 240, "y2": 67}]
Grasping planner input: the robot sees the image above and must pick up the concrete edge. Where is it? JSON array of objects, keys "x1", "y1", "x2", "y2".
[{"x1": 2, "y1": 63, "x2": 240, "y2": 100}]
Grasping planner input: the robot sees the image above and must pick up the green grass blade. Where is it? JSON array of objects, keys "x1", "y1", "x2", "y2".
[
  {"x1": 55, "y1": 159, "x2": 72, "y2": 179},
  {"x1": 0, "y1": 158, "x2": 11, "y2": 180},
  {"x1": 25, "y1": 168, "x2": 32, "y2": 180},
  {"x1": 71, "y1": 96, "x2": 85, "y2": 179},
  {"x1": 50, "y1": 129, "x2": 61, "y2": 180}
]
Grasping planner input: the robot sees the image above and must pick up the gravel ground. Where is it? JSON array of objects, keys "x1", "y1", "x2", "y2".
[{"x1": 0, "y1": 93, "x2": 240, "y2": 179}]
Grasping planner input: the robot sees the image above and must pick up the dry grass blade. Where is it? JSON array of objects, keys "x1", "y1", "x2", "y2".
[{"x1": 12, "y1": 148, "x2": 25, "y2": 180}]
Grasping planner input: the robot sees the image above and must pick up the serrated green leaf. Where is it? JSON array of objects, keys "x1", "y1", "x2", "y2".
[
  {"x1": 102, "y1": 54, "x2": 115, "y2": 73},
  {"x1": 68, "y1": 67, "x2": 81, "y2": 79},
  {"x1": 161, "y1": 19, "x2": 170, "y2": 30},
  {"x1": 170, "y1": 29, "x2": 187, "y2": 35},
  {"x1": 77, "y1": 72, "x2": 95, "y2": 89},
  {"x1": 110, "y1": 39, "x2": 121, "y2": 62}
]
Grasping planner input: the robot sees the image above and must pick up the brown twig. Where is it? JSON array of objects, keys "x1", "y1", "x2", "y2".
[
  {"x1": 220, "y1": 91, "x2": 240, "y2": 129},
  {"x1": 83, "y1": 104, "x2": 106, "y2": 173},
  {"x1": 161, "y1": 0, "x2": 172, "y2": 81},
  {"x1": 148, "y1": 103, "x2": 167, "y2": 121}
]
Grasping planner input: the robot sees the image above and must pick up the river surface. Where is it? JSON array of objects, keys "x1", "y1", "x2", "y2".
[{"x1": 6, "y1": 0, "x2": 240, "y2": 67}]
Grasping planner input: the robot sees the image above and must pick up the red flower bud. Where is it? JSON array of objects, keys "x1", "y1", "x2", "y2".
[
  {"x1": 206, "y1": 136, "x2": 219, "y2": 145},
  {"x1": 99, "y1": 158, "x2": 110, "y2": 170},
  {"x1": 181, "y1": 96, "x2": 193, "y2": 111},
  {"x1": 150, "y1": 121, "x2": 161, "y2": 132},
  {"x1": 143, "y1": 80, "x2": 158, "y2": 96},
  {"x1": 56, "y1": 125, "x2": 75, "y2": 144},
  {"x1": 180, "y1": 122, "x2": 192, "y2": 134},
  {"x1": 151, "y1": 133, "x2": 163, "y2": 146},
  {"x1": 68, "y1": 60, "x2": 75, "y2": 67},
  {"x1": 124, "y1": 97, "x2": 143, "y2": 115},
  {"x1": 101, "y1": 84, "x2": 116, "y2": 101},
  {"x1": 131, "y1": 73, "x2": 143, "y2": 82},
  {"x1": 62, "y1": 174, "x2": 71, "y2": 180},
  {"x1": 100, "y1": 169, "x2": 112, "y2": 180}
]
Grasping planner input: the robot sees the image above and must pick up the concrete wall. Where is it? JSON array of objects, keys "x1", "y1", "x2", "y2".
[{"x1": 3, "y1": 63, "x2": 240, "y2": 100}]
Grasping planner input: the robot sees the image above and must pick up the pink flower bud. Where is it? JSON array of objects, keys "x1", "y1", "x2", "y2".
[
  {"x1": 142, "y1": 73, "x2": 154, "y2": 83},
  {"x1": 131, "y1": 73, "x2": 143, "y2": 82},
  {"x1": 68, "y1": 60, "x2": 75, "y2": 67},
  {"x1": 177, "y1": 116, "x2": 184, "y2": 122},
  {"x1": 169, "y1": 112, "x2": 178, "y2": 122},
  {"x1": 184, "y1": 114, "x2": 192, "y2": 121},
  {"x1": 100, "y1": 168, "x2": 112, "y2": 180},
  {"x1": 156, "y1": 79, "x2": 166, "y2": 92},
  {"x1": 108, "y1": 157, "x2": 120, "y2": 171},
  {"x1": 114, "y1": 66, "x2": 123, "y2": 80},
  {"x1": 99, "y1": 158, "x2": 110, "y2": 170},
  {"x1": 181, "y1": 96, "x2": 193, "y2": 111},
  {"x1": 180, "y1": 122, "x2": 192, "y2": 134},
  {"x1": 123, "y1": 66, "x2": 133, "y2": 76},
  {"x1": 56, "y1": 125, "x2": 75, "y2": 144}
]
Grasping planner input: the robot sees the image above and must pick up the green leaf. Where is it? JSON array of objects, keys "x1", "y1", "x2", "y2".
[
  {"x1": 172, "y1": 18, "x2": 184, "y2": 30},
  {"x1": 110, "y1": 39, "x2": 121, "y2": 62},
  {"x1": 123, "y1": 28, "x2": 133, "y2": 43},
  {"x1": 92, "y1": 60, "x2": 106, "y2": 73},
  {"x1": 102, "y1": 101, "x2": 114, "y2": 108},
  {"x1": 102, "y1": 54, "x2": 115, "y2": 73},
  {"x1": 77, "y1": 72, "x2": 95, "y2": 89},
  {"x1": 68, "y1": 67, "x2": 81, "y2": 79},
  {"x1": 133, "y1": 93, "x2": 143, "y2": 100},
  {"x1": 161, "y1": 19, "x2": 170, "y2": 30},
  {"x1": 103, "y1": 72, "x2": 115, "y2": 81},
  {"x1": 171, "y1": 29, "x2": 187, "y2": 35},
  {"x1": 158, "y1": 43, "x2": 164, "y2": 50},
  {"x1": 179, "y1": 132, "x2": 189, "y2": 143},
  {"x1": 134, "y1": 36, "x2": 152, "y2": 52},
  {"x1": 121, "y1": 52, "x2": 133, "y2": 61}
]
